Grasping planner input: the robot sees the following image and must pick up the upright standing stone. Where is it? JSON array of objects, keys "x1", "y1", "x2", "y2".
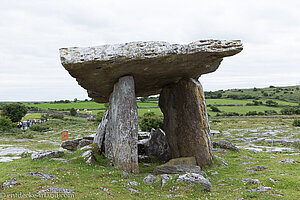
[
  {"x1": 159, "y1": 78, "x2": 213, "y2": 166},
  {"x1": 105, "y1": 76, "x2": 139, "y2": 173}
]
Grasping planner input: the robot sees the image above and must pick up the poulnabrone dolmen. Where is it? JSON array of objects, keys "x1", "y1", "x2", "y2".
[{"x1": 59, "y1": 40, "x2": 243, "y2": 173}]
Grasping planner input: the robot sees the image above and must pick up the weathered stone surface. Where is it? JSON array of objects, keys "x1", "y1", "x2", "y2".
[
  {"x1": 154, "y1": 164, "x2": 205, "y2": 175},
  {"x1": 104, "y1": 76, "x2": 139, "y2": 173},
  {"x1": 25, "y1": 172, "x2": 57, "y2": 180},
  {"x1": 138, "y1": 155, "x2": 151, "y2": 163},
  {"x1": 213, "y1": 140, "x2": 240, "y2": 151},
  {"x1": 164, "y1": 157, "x2": 197, "y2": 165},
  {"x1": 61, "y1": 139, "x2": 81, "y2": 151},
  {"x1": 3, "y1": 181, "x2": 18, "y2": 189},
  {"x1": 60, "y1": 40, "x2": 243, "y2": 102},
  {"x1": 247, "y1": 186, "x2": 272, "y2": 193},
  {"x1": 77, "y1": 139, "x2": 93, "y2": 149},
  {"x1": 143, "y1": 174, "x2": 156, "y2": 185},
  {"x1": 93, "y1": 110, "x2": 109, "y2": 153},
  {"x1": 144, "y1": 128, "x2": 171, "y2": 162},
  {"x1": 241, "y1": 178, "x2": 260, "y2": 185},
  {"x1": 176, "y1": 173, "x2": 211, "y2": 191},
  {"x1": 278, "y1": 158, "x2": 296, "y2": 164},
  {"x1": 161, "y1": 174, "x2": 173, "y2": 190},
  {"x1": 159, "y1": 78, "x2": 213, "y2": 166},
  {"x1": 38, "y1": 187, "x2": 77, "y2": 194},
  {"x1": 31, "y1": 151, "x2": 64, "y2": 160}
]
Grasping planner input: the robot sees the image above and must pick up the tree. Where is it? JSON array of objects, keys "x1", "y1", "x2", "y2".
[
  {"x1": 70, "y1": 108, "x2": 77, "y2": 116},
  {"x1": 0, "y1": 116, "x2": 13, "y2": 131},
  {"x1": 74, "y1": 98, "x2": 78, "y2": 102},
  {"x1": 1, "y1": 103, "x2": 27, "y2": 122}
]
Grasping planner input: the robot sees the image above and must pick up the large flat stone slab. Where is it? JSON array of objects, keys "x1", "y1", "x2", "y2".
[{"x1": 60, "y1": 40, "x2": 242, "y2": 102}]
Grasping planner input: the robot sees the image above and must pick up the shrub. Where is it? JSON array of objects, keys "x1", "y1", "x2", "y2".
[
  {"x1": 0, "y1": 116, "x2": 13, "y2": 132},
  {"x1": 265, "y1": 100, "x2": 278, "y2": 107},
  {"x1": 245, "y1": 111, "x2": 258, "y2": 116},
  {"x1": 41, "y1": 114, "x2": 49, "y2": 121},
  {"x1": 96, "y1": 111, "x2": 105, "y2": 122},
  {"x1": 50, "y1": 113, "x2": 64, "y2": 120},
  {"x1": 70, "y1": 108, "x2": 77, "y2": 116},
  {"x1": 216, "y1": 112, "x2": 240, "y2": 117},
  {"x1": 210, "y1": 106, "x2": 221, "y2": 112},
  {"x1": 1, "y1": 103, "x2": 28, "y2": 122},
  {"x1": 264, "y1": 110, "x2": 278, "y2": 115},
  {"x1": 139, "y1": 112, "x2": 163, "y2": 132},
  {"x1": 292, "y1": 119, "x2": 300, "y2": 127},
  {"x1": 30, "y1": 124, "x2": 50, "y2": 132}
]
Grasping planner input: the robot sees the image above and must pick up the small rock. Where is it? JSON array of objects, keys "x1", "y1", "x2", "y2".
[
  {"x1": 10, "y1": 177, "x2": 17, "y2": 181},
  {"x1": 111, "y1": 181, "x2": 118, "y2": 184},
  {"x1": 166, "y1": 194, "x2": 185, "y2": 198},
  {"x1": 127, "y1": 188, "x2": 139, "y2": 193},
  {"x1": 161, "y1": 174, "x2": 173, "y2": 190},
  {"x1": 278, "y1": 158, "x2": 296, "y2": 164},
  {"x1": 38, "y1": 187, "x2": 77, "y2": 194},
  {"x1": 31, "y1": 151, "x2": 64, "y2": 160},
  {"x1": 138, "y1": 155, "x2": 151, "y2": 163},
  {"x1": 239, "y1": 155, "x2": 254, "y2": 160},
  {"x1": 100, "y1": 187, "x2": 109, "y2": 191},
  {"x1": 217, "y1": 180, "x2": 224, "y2": 183},
  {"x1": 143, "y1": 163, "x2": 152, "y2": 167},
  {"x1": 121, "y1": 171, "x2": 130, "y2": 179},
  {"x1": 154, "y1": 164, "x2": 205, "y2": 175},
  {"x1": 221, "y1": 161, "x2": 229, "y2": 166},
  {"x1": 25, "y1": 172, "x2": 57, "y2": 180},
  {"x1": 79, "y1": 146, "x2": 93, "y2": 151},
  {"x1": 210, "y1": 130, "x2": 220, "y2": 136},
  {"x1": 107, "y1": 192, "x2": 115, "y2": 196},
  {"x1": 213, "y1": 140, "x2": 240, "y2": 151},
  {"x1": 143, "y1": 174, "x2": 156, "y2": 185},
  {"x1": 269, "y1": 178, "x2": 279, "y2": 183},
  {"x1": 247, "y1": 186, "x2": 272, "y2": 193},
  {"x1": 211, "y1": 171, "x2": 218, "y2": 175},
  {"x1": 241, "y1": 178, "x2": 260, "y2": 185},
  {"x1": 176, "y1": 173, "x2": 211, "y2": 191},
  {"x1": 3, "y1": 181, "x2": 18, "y2": 189},
  {"x1": 240, "y1": 162, "x2": 255, "y2": 165},
  {"x1": 252, "y1": 166, "x2": 267, "y2": 171},
  {"x1": 127, "y1": 181, "x2": 139, "y2": 186}
]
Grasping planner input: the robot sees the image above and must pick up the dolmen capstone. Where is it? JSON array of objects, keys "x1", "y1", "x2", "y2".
[{"x1": 60, "y1": 40, "x2": 243, "y2": 173}]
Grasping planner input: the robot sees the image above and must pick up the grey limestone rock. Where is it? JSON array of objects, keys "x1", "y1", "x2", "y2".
[
  {"x1": 25, "y1": 172, "x2": 57, "y2": 180},
  {"x1": 159, "y1": 78, "x2": 213, "y2": 166},
  {"x1": 154, "y1": 164, "x2": 205, "y2": 175},
  {"x1": 127, "y1": 188, "x2": 139, "y2": 193},
  {"x1": 176, "y1": 173, "x2": 211, "y2": 191},
  {"x1": 213, "y1": 140, "x2": 240, "y2": 151},
  {"x1": 144, "y1": 128, "x2": 171, "y2": 162},
  {"x1": 60, "y1": 40, "x2": 243, "y2": 103},
  {"x1": 247, "y1": 186, "x2": 272, "y2": 193},
  {"x1": 278, "y1": 158, "x2": 296, "y2": 164},
  {"x1": 77, "y1": 139, "x2": 93, "y2": 149},
  {"x1": 38, "y1": 187, "x2": 77, "y2": 195},
  {"x1": 31, "y1": 151, "x2": 64, "y2": 160},
  {"x1": 241, "y1": 178, "x2": 260, "y2": 185},
  {"x1": 61, "y1": 139, "x2": 81, "y2": 151},
  {"x1": 3, "y1": 181, "x2": 18, "y2": 189},
  {"x1": 161, "y1": 174, "x2": 173, "y2": 190},
  {"x1": 143, "y1": 174, "x2": 156, "y2": 185}
]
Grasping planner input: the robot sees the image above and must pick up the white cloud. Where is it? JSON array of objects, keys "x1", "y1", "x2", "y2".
[{"x1": 0, "y1": 0, "x2": 299, "y2": 100}]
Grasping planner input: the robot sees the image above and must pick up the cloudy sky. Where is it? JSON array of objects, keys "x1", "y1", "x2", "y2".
[{"x1": 0, "y1": 0, "x2": 299, "y2": 101}]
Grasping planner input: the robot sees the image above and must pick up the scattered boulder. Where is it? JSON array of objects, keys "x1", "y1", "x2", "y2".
[
  {"x1": 269, "y1": 178, "x2": 279, "y2": 183},
  {"x1": 241, "y1": 178, "x2": 260, "y2": 185},
  {"x1": 210, "y1": 130, "x2": 220, "y2": 136},
  {"x1": 81, "y1": 150, "x2": 97, "y2": 165},
  {"x1": 161, "y1": 174, "x2": 173, "y2": 190},
  {"x1": 77, "y1": 139, "x2": 93, "y2": 149},
  {"x1": 25, "y1": 172, "x2": 57, "y2": 180},
  {"x1": 127, "y1": 188, "x2": 139, "y2": 193},
  {"x1": 143, "y1": 174, "x2": 156, "y2": 185},
  {"x1": 61, "y1": 139, "x2": 81, "y2": 151},
  {"x1": 31, "y1": 151, "x2": 64, "y2": 160},
  {"x1": 127, "y1": 181, "x2": 139, "y2": 186},
  {"x1": 213, "y1": 141, "x2": 240, "y2": 151},
  {"x1": 252, "y1": 166, "x2": 267, "y2": 171},
  {"x1": 247, "y1": 186, "x2": 272, "y2": 193},
  {"x1": 38, "y1": 187, "x2": 77, "y2": 195},
  {"x1": 100, "y1": 187, "x2": 109, "y2": 191},
  {"x1": 3, "y1": 181, "x2": 18, "y2": 189},
  {"x1": 166, "y1": 194, "x2": 185, "y2": 198},
  {"x1": 138, "y1": 155, "x2": 151, "y2": 163},
  {"x1": 176, "y1": 173, "x2": 211, "y2": 192},
  {"x1": 153, "y1": 157, "x2": 204, "y2": 174},
  {"x1": 278, "y1": 158, "x2": 296, "y2": 164},
  {"x1": 211, "y1": 171, "x2": 219, "y2": 176},
  {"x1": 121, "y1": 171, "x2": 130, "y2": 179},
  {"x1": 144, "y1": 128, "x2": 171, "y2": 162}
]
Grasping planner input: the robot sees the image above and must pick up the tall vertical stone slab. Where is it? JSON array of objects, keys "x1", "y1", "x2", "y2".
[
  {"x1": 106, "y1": 76, "x2": 139, "y2": 173},
  {"x1": 159, "y1": 78, "x2": 213, "y2": 166}
]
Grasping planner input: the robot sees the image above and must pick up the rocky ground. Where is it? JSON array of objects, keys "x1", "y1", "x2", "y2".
[{"x1": 0, "y1": 117, "x2": 299, "y2": 199}]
